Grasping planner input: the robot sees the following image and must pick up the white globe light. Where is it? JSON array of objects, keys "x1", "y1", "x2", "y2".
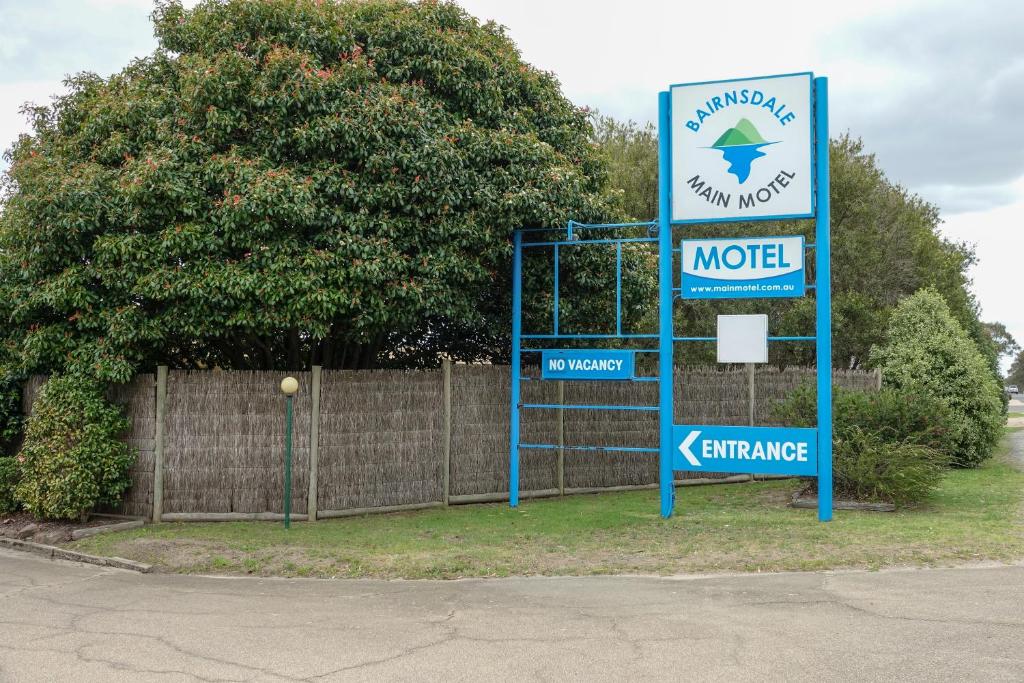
[{"x1": 280, "y1": 376, "x2": 299, "y2": 396}]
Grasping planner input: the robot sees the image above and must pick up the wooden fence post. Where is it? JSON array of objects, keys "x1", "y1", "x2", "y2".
[
  {"x1": 875, "y1": 367, "x2": 883, "y2": 390},
  {"x1": 442, "y1": 358, "x2": 452, "y2": 506},
  {"x1": 152, "y1": 366, "x2": 167, "y2": 523},
  {"x1": 308, "y1": 365, "x2": 322, "y2": 521},
  {"x1": 746, "y1": 363, "x2": 755, "y2": 426},
  {"x1": 746, "y1": 363, "x2": 755, "y2": 482},
  {"x1": 557, "y1": 380, "x2": 565, "y2": 495}
]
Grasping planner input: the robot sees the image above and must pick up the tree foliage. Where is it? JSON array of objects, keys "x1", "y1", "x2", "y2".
[
  {"x1": 0, "y1": 457, "x2": 18, "y2": 514},
  {"x1": 870, "y1": 288, "x2": 1004, "y2": 468},
  {"x1": 591, "y1": 114, "x2": 658, "y2": 221},
  {"x1": 1007, "y1": 350, "x2": 1024, "y2": 388},
  {"x1": 0, "y1": 0, "x2": 617, "y2": 380}
]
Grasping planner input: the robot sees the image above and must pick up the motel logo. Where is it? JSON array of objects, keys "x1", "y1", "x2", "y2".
[
  {"x1": 709, "y1": 118, "x2": 774, "y2": 184},
  {"x1": 670, "y1": 73, "x2": 814, "y2": 223}
]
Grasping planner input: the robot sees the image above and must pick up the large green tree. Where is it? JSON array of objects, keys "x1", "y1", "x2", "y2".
[{"x1": 0, "y1": 0, "x2": 618, "y2": 380}]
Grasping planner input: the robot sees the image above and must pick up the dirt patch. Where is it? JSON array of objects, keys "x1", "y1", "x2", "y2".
[{"x1": 0, "y1": 511, "x2": 118, "y2": 544}]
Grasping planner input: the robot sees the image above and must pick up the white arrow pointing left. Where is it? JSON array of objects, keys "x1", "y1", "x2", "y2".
[{"x1": 678, "y1": 430, "x2": 701, "y2": 467}]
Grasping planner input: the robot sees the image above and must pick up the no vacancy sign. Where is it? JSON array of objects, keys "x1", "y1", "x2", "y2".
[{"x1": 670, "y1": 72, "x2": 814, "y2": 223}]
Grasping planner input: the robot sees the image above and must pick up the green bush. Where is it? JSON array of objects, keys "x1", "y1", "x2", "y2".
[
  {"x1": 774, "y1": 385, "x2": 957, "y2": 463},
  {"x1": 0, "y1": 457, "x2": 18, "y2": 514},
  {"x1": 15, "y1": 375, "x2": 135, "y2": 520},
  {"x1": 773, "y1": 384, "x2": 950, "y2": 504},
  {"x1": 830, "y1": 428, "x2": 945, "y2": 505},
  {"x1": 870, "y1": 288, "x2": 1004, "y2": 467}
]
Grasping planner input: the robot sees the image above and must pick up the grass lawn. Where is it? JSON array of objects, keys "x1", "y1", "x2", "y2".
[{"x1": 70, "y1": 429, "x2": 1024, "y2": 579}]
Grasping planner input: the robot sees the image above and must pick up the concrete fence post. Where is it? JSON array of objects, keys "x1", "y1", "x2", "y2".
[
  {"x1": 308, "y1": 365, "x2": 322, "y2": 521},
  {"x1": 875, "y1": 367, "x2": 883, "y2": 390},
  {"x1": 152, "y1": 366, "x2": 168, "y2": 523},
  {"x1": 442, "y1": 358, "x2": 452, "y2": 506}
]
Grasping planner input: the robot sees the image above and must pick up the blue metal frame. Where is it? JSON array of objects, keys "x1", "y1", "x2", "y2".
[
  {"x1": 668, "y1": 72, "x2": 816, "y2": 225},
  {"x1": 509, "y1": 220, "x2": 661, "y2": 508},
  {"x1": 510, "y1": 75, "x2": 831, "y2": 523}
]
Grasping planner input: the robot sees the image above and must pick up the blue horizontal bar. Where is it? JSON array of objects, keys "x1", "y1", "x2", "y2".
[
  {"x1": 673, "y1": 336, "x2": 817, "y2": 343},
  {"x1": 522, "y1": 334, "x2": 659, "y2": 340},
  {"x1": 521, "y1": 403, "x2": 659, "y2": 412},
  {"x1": 522, "y1": 237, "x2": 657, "y2": 248},
  {"x1": 519, "y1": 443, "x2": 660, "y2": 453},
  {"x1": 520, "y1": 348, "x2": 661, "y2": 353},
  {"x1": 519, "y1": 376, "x2": 660, "y2": 382},
  {"x1": 568, "y1": 220, "x2": 657, "y2": 229}
]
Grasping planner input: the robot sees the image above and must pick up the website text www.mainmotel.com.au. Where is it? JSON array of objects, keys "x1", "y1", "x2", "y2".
[{"x1": 686, "y1": 281, "x2": 797, "y2": 295}]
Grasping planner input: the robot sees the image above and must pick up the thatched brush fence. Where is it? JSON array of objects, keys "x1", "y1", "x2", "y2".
[{"x1": 23, "y1": 365, "x2": 879, "y2": 521}]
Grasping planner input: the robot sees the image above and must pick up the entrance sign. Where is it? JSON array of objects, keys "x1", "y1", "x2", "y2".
[
  {"x1": 680, "y1": 236, "x2": 805, "y2": 299},
  {"x1": 670, "y1": 73, "x2": 814, "y2": 223},
  {"x1": 717, "y1": 315, "x2": 768, "y2": 364},
  {"x1": 673, "y1": 425, "x2": 818, "y2": 477},
  {"x1": 541, "y1": 350, "x2": 634, "y2": 381}
]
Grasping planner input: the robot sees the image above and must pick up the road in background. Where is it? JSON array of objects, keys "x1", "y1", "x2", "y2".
[{"x1": 1, "y1": 549, "x2": 1022, "y2": 682}]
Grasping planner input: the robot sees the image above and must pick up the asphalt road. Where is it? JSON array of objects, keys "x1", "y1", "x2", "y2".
[{"x1": 2, "y1": 550, "x2": 1023, "y2": 682}]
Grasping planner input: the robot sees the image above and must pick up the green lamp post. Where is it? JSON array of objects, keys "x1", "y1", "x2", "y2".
[{"x1": 280, "y1": 376, "x2": 299, "y2": 529}]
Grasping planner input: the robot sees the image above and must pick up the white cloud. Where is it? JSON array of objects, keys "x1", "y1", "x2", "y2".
[{"x1": 940, "y1": 177, "x2": 1024, "y2": 370}]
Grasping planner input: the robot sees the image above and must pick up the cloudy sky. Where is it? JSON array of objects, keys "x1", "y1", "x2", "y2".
[{"x1": 1, "y1": 0, "x2": 1021, "y2": 368}]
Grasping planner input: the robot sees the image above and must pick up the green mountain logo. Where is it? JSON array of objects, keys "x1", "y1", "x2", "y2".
[
  {"x1": 711, "y1": 118, "x2": 767, "y2": 147},
  {"x1": 708, "y1": 118, "x2": 775, "y2": 184}
]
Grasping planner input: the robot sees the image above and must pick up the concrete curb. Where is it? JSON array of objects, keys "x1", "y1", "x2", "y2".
[
  {"x1": 71, "y1": 519, "x2": 146, "y2": 540},
  {"x1": 0, "y1": 537, "x2": 152, "y2": 573}
]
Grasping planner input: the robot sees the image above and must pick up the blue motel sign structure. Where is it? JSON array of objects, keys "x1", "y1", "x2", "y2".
[{"x1": 510, "y1": 73, "x2": 833, "y2": 521}]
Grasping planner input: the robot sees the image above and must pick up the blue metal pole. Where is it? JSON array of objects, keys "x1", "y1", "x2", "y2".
[
  {"x1": 657, "y1": 91, "x2": 674, "y2": 519},
  {"x1": 814, "y1": 77, "x2": 833, "y2": 522},
  {"x1": 510, "y1": 230, "x2": 523, "y2": 508}
]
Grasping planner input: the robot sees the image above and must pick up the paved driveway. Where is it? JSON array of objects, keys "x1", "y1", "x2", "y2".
[{"x1": 1, "y1": 549, "x2": 1022, "y2": 682}]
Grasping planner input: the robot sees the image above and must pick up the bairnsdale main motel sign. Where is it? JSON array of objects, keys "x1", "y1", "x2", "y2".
[
  {"x1": 671, "y1": 73, "x2": 813, "y2": 223},
  {"x1": 507, "y1": 72, "x2": 833, "y2": 522}
]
